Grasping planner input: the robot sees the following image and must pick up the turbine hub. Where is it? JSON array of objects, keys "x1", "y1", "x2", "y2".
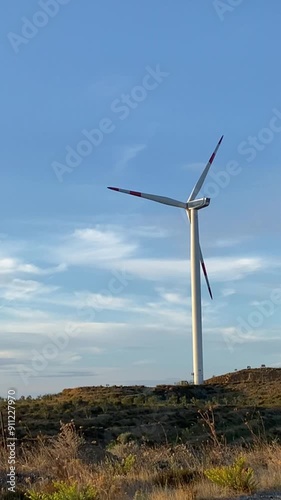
[{"x1": 187, "y1": 197, "x2": 210, "y2": 210}]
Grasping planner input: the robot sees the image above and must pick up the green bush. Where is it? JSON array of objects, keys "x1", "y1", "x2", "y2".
[
  {"x1": 109, "y1": 453, "x2": 136, "y2": 475},
  {"x1": 26, "y1": 481, "x2": 99, "y2": 500},
  {"x1": 204, "y1": 456, "x2": 257, "y2": 493},
  {"x1": 116, "y1": 432, "x2": 135, "y2": 444},
  {"x1": 122, "y1": 453, "x2": 136, "y2": 474}
]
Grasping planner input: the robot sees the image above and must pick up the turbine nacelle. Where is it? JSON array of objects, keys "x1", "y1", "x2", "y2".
[{"x1": 187, "y1": 197, "x2": 210, "y2": 210}]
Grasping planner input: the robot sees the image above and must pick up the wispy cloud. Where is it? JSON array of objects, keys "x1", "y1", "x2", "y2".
[
  {"x1": 0, "y1": 257, "x2": 66, "y2": 277},
  {"x1": 221, "y1": 288, "x2": 236, "y2": 297},
  {"x1": 210, "y1": 237, "x2": 248, "y2": 249},
  {"x1": 218, "y1": 326, "x2": 281, "y2": 344},
  {"x1": 73, "y1": 292, "x2": 134, "y2": 312},
  {"x1": 115, "y1": 144, "x2": 147, "y2": 172},
  {"x1": 0, "y1": 279, "x2": 58, "y2": 302},
  {"x1": 1, "y1": 307, "x2": 49, "y2": 320},
  {"x1": 132, "y1": 359, "x2": 155, "y2": 366},
  {"x1": 40, "y1": 225, "x2": 278, "y2": 284},
  {"x1": 156, "y1": 288, "x2": 187, "y2": 305},
  {"x1": 50, "y1": 227, "x2": 137, "y2": 266},
  {"x1": 0, "y1": 223, "x2": 280, "y2": 395},
  {"x1": 110, "y1": 256, "x2": 264, "y2": 282},
  {"x1": 36, "y1": 370, "x2": 99, "y2": 378}
]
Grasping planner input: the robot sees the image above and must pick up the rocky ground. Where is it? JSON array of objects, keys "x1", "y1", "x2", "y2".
[{"x1": 224, "y1": 492, "x2": 281, "y2": 500}]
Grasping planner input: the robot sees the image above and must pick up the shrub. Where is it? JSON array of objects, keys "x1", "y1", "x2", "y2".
[
  {"x1": 204, "y1": 456, "x2": 257, "y2": 493},
  {"x1": 122, "y1": 453, "x2": 136, "y2": 474},
  {"x1": 116, "y1": 432, "x2": 135, "y2": 445},
  {"x1": 109, "y1": 453, "x2": 136, "y2": 475},
  {"x1": 26, "y1": 481, "x2": 99, "y2": 500}
]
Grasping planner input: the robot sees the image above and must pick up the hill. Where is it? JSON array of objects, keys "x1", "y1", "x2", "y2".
[
  {"x1": 1, "y1": 368, "x2": 281, "y2": 447},
  {"x1": 206, "y1": 367, "x2": 281, "y2": 385},
  {"x1": 205, "y1": 367, "x2": 281, "y2": 407}
]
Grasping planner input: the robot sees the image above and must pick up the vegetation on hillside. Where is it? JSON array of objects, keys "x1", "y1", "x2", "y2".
[
  {"x1": 0, "y1": 368, "x2": 280, "y2": 498},
  {"x1": 0, "y1": 419, "x2": 281, "y2": 499},
  {"x1": 1, "y1": 368, "x2": 280, "y2": 447}
]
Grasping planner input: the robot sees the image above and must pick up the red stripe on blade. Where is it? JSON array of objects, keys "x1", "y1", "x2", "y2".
[
  {"x1": 201, "y1": 260, "x2": 213, "y2": 299},
  {"x1": 130, "y1": 190, "x2": 142, "y2": 197},
  {"x1": 201, "y1": 260, "x2": 207, "y2": 276},
  {"x1": 209, "y1": 152, "x2": 215, "y2": 164}
]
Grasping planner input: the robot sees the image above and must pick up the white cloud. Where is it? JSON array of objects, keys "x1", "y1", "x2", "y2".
[
  {"x1": 0, "y1": 255, "x2": 66, "y2": 275},
  {"x1": 116, "y1": 258, "x2": 184, "y2": 280},
  {"x1": 143, "y1": 302, "x2": 191, "y2": 327},
  {"x1": 133, "y1": 359, "x2": 155, "y2": 366},
  {"x1": 33, "y1": 263, "x2": 67, "y2": 276},
  {"x1": 74, "y1": 292, "x2": 134, "y2": 312},
  {"x1": 210, "y1": 237, "x2": 246, "y2": 249},
  {"x1": 0, "y1": 278, "x2": 58, "y2": 302},
  {"x1": 82, "y1": 347, "x2": 104, "y2": 355},
  {"x1": 221, "y1": 288, "x2": 236, "y2": 297},
  {"x1": 0, "y1": 258, "x2": 20, "y2": 274},
  {"x1": 115, "y1": 144, "x2": 147, "y2": 172},
  {"x1": 110, "y1": 256, "x2": 264, "y2": 282},
  {"x1": 60, "y1": 352, "x2": 82, "y2": 364},
  {"x1": 217, "y1": 326, "x2": 281, "y2": 344},
  {"x1": 52, "y1": 227, "x2": 137, "y2": 266},
  {"x1": 156, "y1": 288, "x2": 187, "y2": 305},
  {"x1": 1, "y1": 224, "x2": 280, "y2": 396},
  {"x1": 0, "y1": 257, "x2": 44, "y2": 276},
  {"x1": 44, "y1": 225, "x2": 277, "y2": 286},
  {"x1": 0, "y1": 350, "x2": 26, "y2": 359},
  {"x1": 1, "y1": 307, "x2": 49, "y2": 320}
]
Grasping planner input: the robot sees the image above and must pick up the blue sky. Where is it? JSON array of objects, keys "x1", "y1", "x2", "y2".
[{"x1": 1, "y1": 0, "x2": 281, "y2": 396}]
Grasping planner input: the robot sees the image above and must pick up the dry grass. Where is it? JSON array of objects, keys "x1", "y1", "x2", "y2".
[
  {"x1": 148, "y1": 486, "x2": 196, "y2": 499},
  {"x1": 1, "y1": 422, "x2": 281, "y2": 499},
  {"x1": 246, "y1": 440, "x2": 281, "y2": 491}
]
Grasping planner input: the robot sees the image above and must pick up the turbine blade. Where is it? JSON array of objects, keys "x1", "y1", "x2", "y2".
[
  {"x1": 199, "y1": 247, "x2": 213, "y2": 300},
  {"x1": 186, "y1": 210, "x2": 213, "y2": 299},
  {"x1": 188, "y1": 135, "x2": 224, "y2": 202},
  {"x1": 107, "y1": 187, "x2": 187, "y2": 209}
]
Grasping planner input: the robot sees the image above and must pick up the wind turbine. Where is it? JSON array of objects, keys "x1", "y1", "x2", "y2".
[{"x1": 108, "y1": 135, "x2": 223, "y2": 385}]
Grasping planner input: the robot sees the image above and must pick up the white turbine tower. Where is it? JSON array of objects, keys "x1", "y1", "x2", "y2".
[{"x1": 108, "y1": 136, "x2": 223, "y2": 385}]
